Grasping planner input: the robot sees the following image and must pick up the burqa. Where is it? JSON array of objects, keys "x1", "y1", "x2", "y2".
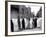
[
  {"x1": 22, "y1": 18, "x2": 25, "y2": 29},
  {"x1": 33, "y1": 18, "x2": 37, "y2": 28},
  {"x1": 18, "y1": 18, "x2": 21, "y2": 30},
  {"x1": 11, "y1": 20, "x2": 14, "y2": 32}
]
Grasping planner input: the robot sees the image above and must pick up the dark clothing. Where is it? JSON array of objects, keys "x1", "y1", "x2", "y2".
[
  {"x1": 11, "y1": 20, "x2": 14, "y2": 32},
  {"x1": 18, "y1": 18, "x2": 21, "y2": 30},
  {"x1": 33, "y1": 18, "x2": 37, "y2": 28},
  {"x1": 22, "y1": 19, "x2": 25, "y2": 29}
]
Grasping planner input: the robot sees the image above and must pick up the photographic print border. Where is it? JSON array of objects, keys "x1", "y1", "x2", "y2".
[{"x1": 5, "y1": 1, "x2": 45, "y2": 36}]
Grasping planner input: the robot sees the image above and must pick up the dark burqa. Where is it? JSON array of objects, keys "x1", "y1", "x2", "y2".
[
  {"x1": 22, "y1": 19, "x2": 25, "y2": 29},
  {"x1": 33, "y1": 18, "x2": 37, "y2": 28},
  {"x1": 11, "y1": 20, "x2": 14, "y2": 32},
  {"x1": 18, "y1": 18, "x2": 21, "y2": 30}
]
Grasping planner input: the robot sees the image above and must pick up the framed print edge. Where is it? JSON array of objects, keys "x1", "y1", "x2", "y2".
[
  {"x1": 5, "y1": 1, "x2": 8, "y2": 36},
  {"x1": 5, "y1": 1, "x2": 45, "y2": 36}
]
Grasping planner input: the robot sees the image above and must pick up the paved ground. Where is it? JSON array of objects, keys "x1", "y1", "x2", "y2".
[{"x1": 16, "y1": 27, "x2": 41, "y2": 32}]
